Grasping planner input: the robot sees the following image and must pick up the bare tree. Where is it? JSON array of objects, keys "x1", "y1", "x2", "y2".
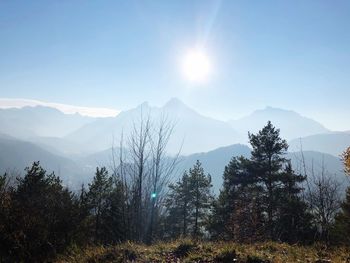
[
  {"x1": 110, "y1": 110, "x2": 180, "y2": 243},
  {"x1": 0, "y1": 169, "x2": 17, "y2": 208},
  {"x1": 128, "y1": 111, "x2": 152, "y2": 241},
  {"x1": 294, "y1": 142, "x2": 343, "y2": 242},
  {"x1": 0, "y1": 172, "x2": 13, "y2": 213},
  {"x1": 305, "y1": 158, "x2": 342, "y2": 242},
  {"x1": 111, "y1": 131, "x2": 132, "y2": 240},
  {"x1": 146, "y1": 114, "x2": 181, "y2": 243}
]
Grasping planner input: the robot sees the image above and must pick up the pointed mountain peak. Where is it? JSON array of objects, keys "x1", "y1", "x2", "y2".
[
  {"x1": 163, "y1": 97, "x2": 189, "y2": 109},
  {"x1": 260, "y1": 106, "x2": 293, "y2": 113}
]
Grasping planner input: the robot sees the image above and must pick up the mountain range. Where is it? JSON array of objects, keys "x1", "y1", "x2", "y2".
[
  {"x1": 230, "y1": 106, "x2": 329, "y2": 141},
  {"x1": 0, "y1": 106, "x2": 94, "y2": 139},
  {"x1": 288, "y1": 131, "x2": 350, "y2": 157},
  {"x1": 65, "y1": 98, "x2": 240, "y2": 154},
  {"x1": 0, "y1": 134, "x2": 87, "y2": 188},
  {"x1": 0, "y1": 98, "x2": 348, "y2": 192}
]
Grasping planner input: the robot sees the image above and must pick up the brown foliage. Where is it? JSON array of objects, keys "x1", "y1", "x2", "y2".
[{"x1": 342, "y1": 146, "x2": 350, "y2": 176}]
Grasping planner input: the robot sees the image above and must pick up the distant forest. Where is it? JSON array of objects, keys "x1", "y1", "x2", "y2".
[{"x1": 1, "y1": 120, "x2": 350, "y2": 262}]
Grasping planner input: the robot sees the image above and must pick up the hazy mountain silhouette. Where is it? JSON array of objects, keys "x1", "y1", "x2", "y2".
[
  {"x1": 66, "y1": 98, "x2": 240, "y2": 154},
  {"x1": 0, "y1": 106, "x2": 95, "y2": 139},
  {"x1": 289, "y1": 131, "x2": 350, "y2": 157},
  {"x1": 0, "y1": 99, "x2": 339, "y2": 156},
  {"x1": 0, "y1": 136, "x2": 88, "y2": 187},
  {"x1": 0, "y1": 98, "x2": 346, "y2": 195},
  {"x1": 27, "y1": 136, "x2": 89, "y2": 156},
  {"x1": 230, "y1": 107, "x2": 329, "y2": 141}
]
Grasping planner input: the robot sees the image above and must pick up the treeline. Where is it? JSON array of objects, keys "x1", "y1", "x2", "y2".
[{"x1": 0, "y1": 120, "x2": 350, "y2": 262}]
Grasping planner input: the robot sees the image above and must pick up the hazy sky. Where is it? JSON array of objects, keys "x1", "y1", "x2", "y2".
[{"x1": 0, "y1": 1, "x2": 349, "y2": 130}]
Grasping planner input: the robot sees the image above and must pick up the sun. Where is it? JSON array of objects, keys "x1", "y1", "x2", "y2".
[{"x1": 182, "y1": 49, "x2": 211, "y2": 83}]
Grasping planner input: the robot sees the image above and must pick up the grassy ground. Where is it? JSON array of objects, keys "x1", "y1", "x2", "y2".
[{"x1": 55, "y1": 240, "x2": 350, "y2": 263}]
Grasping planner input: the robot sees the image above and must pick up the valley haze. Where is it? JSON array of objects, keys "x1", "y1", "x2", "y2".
[{"x1": 0, "y1": 97, "x2": 348, "y2": 192}]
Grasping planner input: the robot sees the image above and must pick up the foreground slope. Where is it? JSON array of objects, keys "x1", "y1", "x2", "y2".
[{"x1": 56, "y1": 240, "x2": 350, "y2": 263}]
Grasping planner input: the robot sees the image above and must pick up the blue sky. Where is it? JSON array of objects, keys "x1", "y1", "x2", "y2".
[{"x1": 0, "y1": 0, "x2": 349, "y2": 130}]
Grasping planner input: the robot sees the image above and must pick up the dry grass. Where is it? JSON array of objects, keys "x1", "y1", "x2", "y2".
[{"x1": 55, "y1": 240, "x2": 350, "y2": 263}]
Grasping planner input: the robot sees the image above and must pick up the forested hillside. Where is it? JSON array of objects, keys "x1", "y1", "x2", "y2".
[{"x1": 1, "y1": 121, "x2": 350, "y2": 262}]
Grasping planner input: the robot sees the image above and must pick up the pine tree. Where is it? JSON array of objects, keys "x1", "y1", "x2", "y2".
[
  {"x1": 0, "y1": 173, "x2": 12, "y2": 261},
  {"x1": 209, "y1": 156, "x2": 264, "y2": 241},
  {"x1": 209, "y1": 156, "x2": 247, "y2": 239},
  {"x1": 333, "y1": 188, "x2": 350, "y2": 244},
  {"x1": 211, "y1": 122, "x2": 312, "y2": 242},
  {"x1": 101, "y1": 179, "x2": 126, "y2": 243},
  {"x1": 87, "y1": 167, "x2": 113, "y2": 243},
  {"x1": 189, "y1": 160, "x2": 213, "y2": 239},
  {"x1": 7, "y1": 162, "x2": 78, "y2": 261},
  {"x1": 165, "y1": 161, "x2": 212, "y2": 239},
  {"x1": 248, "y1": 121, "x2": 289, "y2": 239},
  {"x1": 165, "y1": 171, "x2": 193, "y2": 237}
]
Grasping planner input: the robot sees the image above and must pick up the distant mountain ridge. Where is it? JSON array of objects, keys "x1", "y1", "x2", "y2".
[
  {"x1": 0, "y1": 136, "x2": 89, "y2": 187},
  {"x1": 0, "y1": 98, "x2": 347, "y2": 194},
  {"x1": 230, "y1": 106, "x2": 329, "y2": 141},
  {"x1": 0, "y1": 131, "x2": 346, "y2": 194},
  {"x1": 66, "y1": 98, "x2": 241, "y2": 154},
  {"x1": 289, "y1": 131, "x2": 350, "y2": 156},
  {"x1": 77, "y1": 143, "x2": 347, "y2": 193},
  {"x1": 0, "y1": 106, "x2": 95, "y2": 139},
  {"x1": 0, "y1": 98, "x2": 347, "y2": 159}
]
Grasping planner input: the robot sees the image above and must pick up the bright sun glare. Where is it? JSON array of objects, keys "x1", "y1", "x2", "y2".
[{"x1": 182, "y1": 49, "x2": 211, "y2": 83}]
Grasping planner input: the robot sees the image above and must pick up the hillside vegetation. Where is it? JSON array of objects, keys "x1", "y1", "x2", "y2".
[
  {"x1": 1, "y1": 120, "x2": 350, "y2": 262},
  {"x1": 56, "y1": 240, "x2": 350, "y2": 263}
]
